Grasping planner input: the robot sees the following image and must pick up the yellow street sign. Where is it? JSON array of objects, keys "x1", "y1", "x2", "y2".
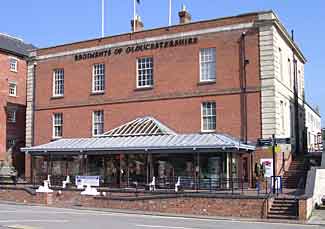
[
  {"x1": 275, "y1": 146, "x2": 281, "y2": 153},
  {"x1": 268, "y1": 146, "x2": 282, "y2": 154}
]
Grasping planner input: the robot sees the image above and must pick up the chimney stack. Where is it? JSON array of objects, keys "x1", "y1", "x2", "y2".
[
  {"x1": 178, "y1": 4, "x2": 192, "y2": 24},
  {"x1": 131, "y1": 16, "x2": 144, "y2": 32}
]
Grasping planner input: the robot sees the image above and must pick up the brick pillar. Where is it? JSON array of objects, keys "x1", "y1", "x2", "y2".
[{"x1": 25, "y1": 153, "x2": 32, "y2": 179}]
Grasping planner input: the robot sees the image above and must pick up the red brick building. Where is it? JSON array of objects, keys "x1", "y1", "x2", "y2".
[
  {"x1": 23, "y1": 10, "x2": 307, "y2": 188},
  {"x1": 0, "y1": 33, "x2": 35, "y2": 176}
]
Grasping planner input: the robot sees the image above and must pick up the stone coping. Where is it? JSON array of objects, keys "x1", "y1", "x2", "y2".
[
  {"x1": 0, "y1": 184, "x2": 272, "y2": 200},
  {"x1": 95, "y1": 192, "x2": 270, "y2": 201}
]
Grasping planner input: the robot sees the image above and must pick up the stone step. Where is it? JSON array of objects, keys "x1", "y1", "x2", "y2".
[
  {"x1": 268, "y1": 210, "x2": 296, "y2": 215},
  {"x1": 271, "y1": 203, "x2": 296, "y2": 208},
  {"x1": 270, "y1": 206, "x2": 295, "y2": 211},
  {"x1": 267, "y1": 214, "x2": 298, "y2": 220},
  {"x1": 274, "y1": 198, "x2": 297, "y2": 202},
  {"x1": 282, "y1": 177, "x2": 301, "y2": 180}
]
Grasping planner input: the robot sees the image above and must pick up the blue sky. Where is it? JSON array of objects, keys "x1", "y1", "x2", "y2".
[{"x1": 1, "y1": 0, "x2": 324, "y2": 126}]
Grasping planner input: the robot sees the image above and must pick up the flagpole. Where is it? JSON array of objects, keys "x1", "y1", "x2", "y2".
[
  {"x1": 101, "y1": 0, "x2": 105, "y2": 37},
  {"x1": 133, "y1": 0, "x2": 136, "y2": 32},
  {"x1": 169, "y1": 0, "x2": 172, "y2": 26}
]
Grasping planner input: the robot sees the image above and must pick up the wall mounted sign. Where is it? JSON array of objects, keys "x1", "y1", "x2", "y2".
[
  {"x1": 74, "y1": 37, "x2": 198, "y2": 61},
  {"x1": 260, "y1": 158, "x2": 273, "y2": 178}
]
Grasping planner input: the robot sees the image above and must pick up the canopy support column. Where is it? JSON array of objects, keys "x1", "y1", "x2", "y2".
[
  {"x1": 226, "y1": 152, "x2": 230, "y2": 188},
  {"x1": 49, "y1": 153, "x2": 53, "y2": 176},
  {"x1": 230, "y1": 152, "x2": 233, "y2": 193},
  {"x1": 82, "y1": 155, "x2": 87, "y2": 176},
  {"x1": 103, "y1": 155, "x2": 107, "y2": 186},
  {"x1": 250, "y1": 152, "x2": 254, "y2": 188},
  {"x1": 196, "y1": 152, "x2": 200, "y2": 191},
  {"x1": 30, "y1": 154, "x2": 34, "y2": 185}
]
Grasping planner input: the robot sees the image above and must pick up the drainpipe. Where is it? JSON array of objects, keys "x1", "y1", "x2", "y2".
[{"x1": 240, "y1": 32, "x2": 249, "y2": 144}]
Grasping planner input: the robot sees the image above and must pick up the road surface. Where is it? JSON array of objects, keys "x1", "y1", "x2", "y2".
[{"x1": 0, "y1": 203, "x2": 320, "y2": 229}]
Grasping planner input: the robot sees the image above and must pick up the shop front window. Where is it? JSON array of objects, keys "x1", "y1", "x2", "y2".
[
  {"x1": 67, "y1": 156, "x2": 82, "y2": 176},
  {"x1": 104, "y1": 155, "x2": 120, "y2": 186},
  {"x1": 199, "y1": 153, "x2": 227, "y2": 180},
  {"x1": 127, "y1": 154, "x2": 147, "y2": 186},
  {"x1": 87, "y1": 155, "x2": 105, "y2": 176}
]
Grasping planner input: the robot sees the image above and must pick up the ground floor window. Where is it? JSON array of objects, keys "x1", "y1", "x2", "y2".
[{"x1": 31, "y1": 151, "x2": 249, "y2": 189}]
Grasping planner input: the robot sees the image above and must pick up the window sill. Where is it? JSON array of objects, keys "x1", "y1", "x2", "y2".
[
  {"x1": 10, "y1": 69, "x2": 18, "y2": 73},
  {"x1": 51, "y1": 95, "x2": 64, "y2": 100},
  {"x1": 92, "y1": 134, "x2": 103, "y2": 137},
  {"x1": 90, "y1": 91, "x2": 105, "y2": 96},
  {"x1": 9, "y1": 95, "x2": 17, "y2": 97},
  {"x1": 197, "y1": 81, "x2": 216, "y2": 86},
  {"x1": 200, "y1": 130, "x2": 216, "y2": 134},
  {"x1": 51, "y1": 137, "x2": 62, "y2": 141},
  {"x1": 134, "y1": 86, "x2": 154, "y2": 92}
]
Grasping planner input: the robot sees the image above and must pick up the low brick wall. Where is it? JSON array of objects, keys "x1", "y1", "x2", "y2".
[
  {"x1": 0, "y1": 187, "x2": 270, "y2": 219},
  {"x1": 0, "y1": 187, "x2": 47, "y2": 204}
]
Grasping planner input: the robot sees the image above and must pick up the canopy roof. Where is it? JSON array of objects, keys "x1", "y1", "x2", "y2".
[
  {"x1": 101, "y1": 116, "x2": 176, "y2": 137},
  {"x1": 22, "y1": 117, "x2": 255, "y2": 155}
]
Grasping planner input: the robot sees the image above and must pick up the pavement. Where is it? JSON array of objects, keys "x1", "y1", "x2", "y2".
[
  {"x1": 0, "y1": 203, "x2": 322, "y2": 229},
  {"x1": 309, "y1": 208, "x2": 325, "y2": 225}
]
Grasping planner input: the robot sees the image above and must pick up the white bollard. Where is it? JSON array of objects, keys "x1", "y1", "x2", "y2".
[
  {"x1": 62, "y1": 176, "x2": 71, "y2": 189},
  {"x1": 175, "y1": 177, "x2": 181, "y2": 192},
  {"x1": 36, "y1": 180, "x2": 53, "y2": 193},
  {"x1": 149, "y1": 177, "x2": 156, "y2": 191},
  {"x1": 81, "y1": 184, "x2": 100, "y2": 196}
]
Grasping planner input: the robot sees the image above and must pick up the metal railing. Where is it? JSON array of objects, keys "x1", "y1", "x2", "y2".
[{"x1": 23, "y1": 175, "x2": 272, "y2": 195}]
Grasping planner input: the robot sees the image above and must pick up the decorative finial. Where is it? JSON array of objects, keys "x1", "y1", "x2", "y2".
[{"x1": 182, "y1": 4, "x2": 187, "y2": 12}]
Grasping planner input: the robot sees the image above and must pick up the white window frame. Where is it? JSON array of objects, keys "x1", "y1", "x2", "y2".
[
  {"x1": 288, "y1": 59, "x2": 292, "y2": 89},
  {"x1": 200, "y1": 48, "x2": 216, "y2": 82},
  {"x1": 279, "y1": 48, "x2": 283, "y2": 81},
  {"x1": 136, "y1": 57, "x2": 154, "y2": 88},
  {"x1": 8, "y1": 82, "x2": 17, "y2": 97},
  {"x1": 92, "y1": 63, "x2": 105, "y2": 93},
  {"x1": 7, "y1": 110, "x2": 16, "y2": 123},
  {"x1": 53, "y1": 69, "x2": 64, "y2": 97},
  {"x1": 92, "y1": 111, "x2": 104, "y2": 136},
  {"x1": 201, "y1": 102, "x2": 216, "y2": 132},
  {"x1": 280, "y1": 101, "x2": 285, "y2": 134},
  {"x1": 9, "y1": 57, "x2": 18, "y2": 72},
  {"x1": 52, "y1": 113, "x2": 63, "y2": 139},
  {"x1": 7, "y1": 139, "x2": 16, "y2": 148}
]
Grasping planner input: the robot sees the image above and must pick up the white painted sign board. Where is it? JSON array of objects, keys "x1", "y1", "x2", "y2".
[
  {"x1": 75, "y1": 176, "x2": 100, "y2": 187},
  {"x1": 260, "y1": 158, "x2": 273, "y2": 178}
]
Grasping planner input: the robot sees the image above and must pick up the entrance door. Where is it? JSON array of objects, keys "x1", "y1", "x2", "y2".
[
  {"x1": 242, "y1": 157, "x2": 249, "y2": 182},
  {"x1": 104, "y1": 156, "x2": 120, "y2": 187},
  {"x1": 207, "y1": 157, "x2": 222, "y2": 189}
]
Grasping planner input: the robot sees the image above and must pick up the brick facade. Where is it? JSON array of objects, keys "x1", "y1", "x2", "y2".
[
  {"x1": 0, "y1": 50, "x2": 27, "y2": 175},
  {"x1": 32, "y1": 15, "x2": 261, "y2": 145},
  {"x1": 25, "y1": 11, "x2": 307, "y2": 184}
]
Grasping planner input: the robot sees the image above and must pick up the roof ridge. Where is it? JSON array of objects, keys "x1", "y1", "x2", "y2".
[
  {"x1": 101, "y1": 116, "x2": 177, "y2": 137},
  {"x1": 0, "y1": 33, "x2": 24, "y2": 42}
]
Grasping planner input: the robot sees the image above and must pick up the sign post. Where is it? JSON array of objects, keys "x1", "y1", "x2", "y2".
[
  {"x1": 272, "y1": 134, "x2": 276, "y2": 194},
  {"x1": 258, "y1": 136, "x2": 291, "y2": 194}
]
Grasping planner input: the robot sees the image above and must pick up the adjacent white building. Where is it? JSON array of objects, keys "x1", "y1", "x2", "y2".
[
  {"x1": 305, "y1": 104, "x2": 322, "y2": 152},
  {"x1": 259, "y1": 12, "x2": 306, "y2": 155}
]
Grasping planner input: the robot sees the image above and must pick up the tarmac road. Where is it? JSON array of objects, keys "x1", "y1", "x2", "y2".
[{"x1": 0, "y1": 203, "x2": 320, "y2": 229}]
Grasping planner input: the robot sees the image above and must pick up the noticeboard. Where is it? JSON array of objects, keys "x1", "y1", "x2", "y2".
[{"x1": 75, "y1": 176, "x2": 100, "y2": 187}]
